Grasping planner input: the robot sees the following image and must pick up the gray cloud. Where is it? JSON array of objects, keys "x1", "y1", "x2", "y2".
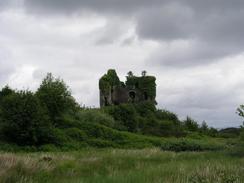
[
  {"x1": 147, "y1": 40, "x2": 237, "y2": 67},
  {"x1": 0, "y1": 49, "x2": 15, "y2": 85},
  {"x1": 0, "y1": 0, "x2": 23, "y2": 11},
  {"x1": 156, "y1": 60, "x2": 244, "y2": 127},
  {"x1": 94, "y1": 19, "x2": 133, "y2": 45},
  {"x1": 0, "y1": 1, "x2": 10, "y2": 11},
  {"x1": 136, "y1": 3, "x2": 194, "y2": 41}
]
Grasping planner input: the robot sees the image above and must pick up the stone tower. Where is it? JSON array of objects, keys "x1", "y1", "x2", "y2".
[{"x1": 99, "y1": 69, "x2": 156, "y2": 107}]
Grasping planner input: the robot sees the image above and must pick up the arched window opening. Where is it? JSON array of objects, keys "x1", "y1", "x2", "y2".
[
  {"x1": 104, "y1": 97, "x2": 109, "y2": 106},
  {"x1": 129, "y1": 91, "x2": 136, "y2": 102}
]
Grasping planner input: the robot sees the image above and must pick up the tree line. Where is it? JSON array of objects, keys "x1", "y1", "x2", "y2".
[{"x1": 0, "y1": 73, "x2": 241, "y2": 148}]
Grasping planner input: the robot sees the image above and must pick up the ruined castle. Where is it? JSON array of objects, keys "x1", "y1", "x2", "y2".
[{"x1": 99, "y1": 69, "x2": 156, "y2": 107}]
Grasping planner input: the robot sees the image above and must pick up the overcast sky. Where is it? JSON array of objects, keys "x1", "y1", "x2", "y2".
[{"x1": 1, "y1": 0, "x2": 244, "y2": 128}]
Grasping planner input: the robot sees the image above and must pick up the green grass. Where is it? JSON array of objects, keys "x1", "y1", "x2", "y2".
[{"x1": 0, "y1": 148, "x2": 243, "y2": 183}]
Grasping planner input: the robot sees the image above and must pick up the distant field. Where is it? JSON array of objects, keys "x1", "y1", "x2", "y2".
[{"x1": 0, "y1": 149, "x2": 243, "y2": 183}]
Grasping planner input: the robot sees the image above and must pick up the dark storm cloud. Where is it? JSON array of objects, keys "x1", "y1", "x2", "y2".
[
  {"x1": 136, "y1": 1, "x2": 244, "y2": 66},
  {"x1": 24, "y1": 0, "x2": 167, "y2": 15},
  {"x1": 23, "y1": 0, "x2": 244, "y2": 66},
  {"x1": 24, "y1": 0, "x2": 244, "y2": 15}
]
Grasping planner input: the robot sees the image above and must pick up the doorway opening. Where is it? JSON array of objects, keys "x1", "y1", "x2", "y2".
[{"x1": 129, "y1": 91, "x2": 136, "y2": 102}]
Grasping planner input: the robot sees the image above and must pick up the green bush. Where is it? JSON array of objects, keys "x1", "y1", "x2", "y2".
[
  {"x1": 159, "y1": 120, "x2": 178, "y2": 137},
  {"x1": 48, "y1": 128, "x2": 70, "y2": 146},
  {"x1": 228, "y1": 142, "x2": 244, "y2": 157},
  {"x1": 77, "y1": 109, "x2": 116, "y2": 128},
  {"x1": 0, "y1": 91, "x2": 53, "y2": 146},
  {"x1": 156, "y1": 109, "x2": 179, "y2": 122},
  {"x1": 240, "y1": 130, "x2": 244, "y2": 141},
  {"x1": 87, "y1": 139, "x2": 117, "y2": 148},
  {"x1": 133, "y1": 101, "x2": 156, "y2": 117},
  {"x1": 38, "y1": 144, "x2": 59, "y2": 152},
  {"x1": 162, "y1": 140, "x2": 202, "y2": 152},
  {"x1": 64, "y1": 128, "x2": 87, "y2": 141},
  {"x1": 104, "y1": 104, "x2": 138, "y2": 132},
  {"x1": 161, "y1": 139, "x2": 222, "y2": 152}
]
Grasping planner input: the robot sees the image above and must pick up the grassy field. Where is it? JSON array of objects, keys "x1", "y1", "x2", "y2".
[{"x1": 0, "y1": 148, "x2": 243, "y2": 183}]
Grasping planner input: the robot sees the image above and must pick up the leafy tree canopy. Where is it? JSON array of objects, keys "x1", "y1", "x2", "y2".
[{"x1": 36, "y1": 73, "x2": 78, "y2": 126}]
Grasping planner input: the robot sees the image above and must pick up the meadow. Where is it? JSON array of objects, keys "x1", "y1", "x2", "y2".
[{"x1": 0, "y1": 148, "x2": 243, "y2": 183}]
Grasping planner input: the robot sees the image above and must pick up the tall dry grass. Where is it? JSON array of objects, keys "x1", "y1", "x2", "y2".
[{"x1": 0, "y1": 149, "x2": 243, "y2": 183}]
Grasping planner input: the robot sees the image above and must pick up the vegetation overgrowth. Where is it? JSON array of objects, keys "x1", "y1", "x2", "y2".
[{"x1": 0, "y1": 73, "x2": 243, "y2": 153}]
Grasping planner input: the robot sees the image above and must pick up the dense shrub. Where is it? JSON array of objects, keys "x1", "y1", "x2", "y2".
[
  {"x1": 159, "y1": 120, "x2": 178, "y2": 136},
  {"x1": 161, "y1": 139, "x2": 223, "y2": 152},
  {"x1": 0, "y1": 91, "x2": 53, "y2": 146},
  {"x1": 48, "y1": 128, "x2": 70, "y2": 146},
  {"x1": 218, "y1": 128, "x2": 241, "y2": 138},
  {"x1": 162, "y1": 140, "x2": 202, "y2": 152},
  {"x1": 156, "y1": 109, "x2": 179, "y2": 122},
  {"x1": 103, "y1": 102, "x2": 187, "y2": 137},
  {"x1": 87, "y1": 139, "x2": 117, "y2": 148},
  {"x1": 38, "y1": 144, "x2": 59, "y2": 152},
  {"x1": 64, "y1": 128, "x2": 87, "y2": 141},
  {"x1": 133, "y1": 101, "x2": 156, "y2": 117},
  {"x1": 240, "y1": 130, "x2": 244, "y2": 141},
  {"x1": 104, "y1": 104, "x2": 138, "y2": 132},
  {"x1": 77, "y1": 109, "x2": 116, "y2": 128},
  {"x1": 141, "y1": 118, "x2": 161, "y2": 136}
]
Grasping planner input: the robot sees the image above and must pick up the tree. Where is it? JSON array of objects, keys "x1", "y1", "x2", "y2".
[
  {"x1": 0, "y1": 91, "x2": 52, "y2": 145},
  {"x1": 36, "y1": 73, "x2": 78, "y2": 126},
  {"x1": 183, "y1": 116, "x2": 199, "y2": 132},
  {"x1": 0, "y1": 85, "x2": 14, "y2": 104},
  {"x1": 127, "y1": 71, "x2": 134, "y2": 77},
  {"x1": 200, "y1": 121, "x2": 208, "y2": 132},
  {"x1": 237, "y1": 105, "x2": 244, "y2": 141},
  {"x1": 142, "y1": 70, "x2": 147, "y2": 77},
  {"x1": 237, "y1": 105, "x2": 244, "y2": 118}
]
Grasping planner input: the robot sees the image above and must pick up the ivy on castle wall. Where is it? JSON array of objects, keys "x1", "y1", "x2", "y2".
[
  {"x1": 100, "y1": 69, "x2": 156, "y2": 99},
  {"x1": 99, "y1": 69, "x2": 121, "y2": 94},
  {"x1": 99, "y1": 78, "x2": 111, "y2": 94},
  {"x1": 126, "y1": 76, "x2": 156, "y2": 98}
]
